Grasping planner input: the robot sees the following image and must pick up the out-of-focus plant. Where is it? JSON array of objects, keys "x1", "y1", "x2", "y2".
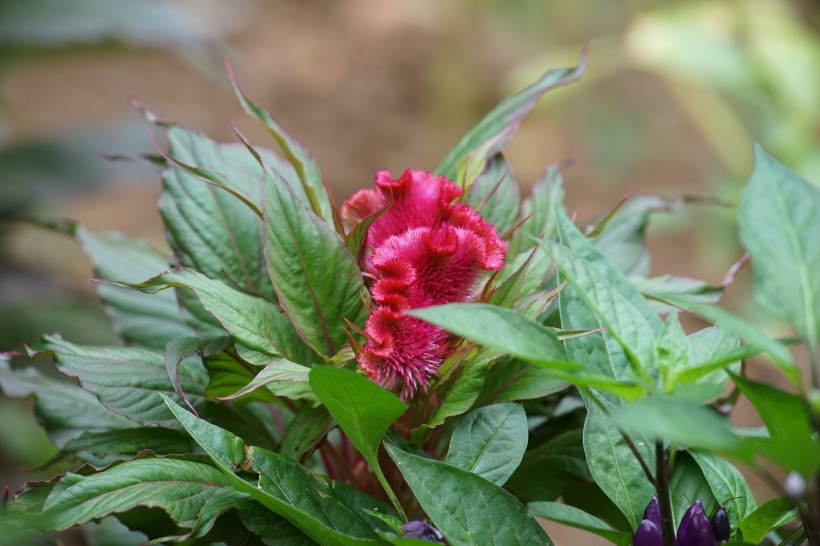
[{"x1": 0, "y1": 47, "x2": 818, "y2": 545}]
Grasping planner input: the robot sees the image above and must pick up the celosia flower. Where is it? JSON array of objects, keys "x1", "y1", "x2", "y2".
[{"x1": 343, "y1": 170, "x2": 506, "y2": 399}]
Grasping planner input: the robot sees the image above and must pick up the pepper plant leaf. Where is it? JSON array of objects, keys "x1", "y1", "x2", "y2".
[
  {"x1": 385, "y1": 442, "x2": 552, "y2": 546},
  {"x1": 445, "y1": 402, "x2": 527, "y2": 486},
  {"x1": 739, "y1": 145, "x2": 820, "y2": 364}
]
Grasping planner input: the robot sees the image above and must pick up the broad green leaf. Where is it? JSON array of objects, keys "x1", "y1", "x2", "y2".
[
  {"x1": 163, "y1": 396, "x2": 394, "y2": 545},
  {"x1": 583, "y1": 396, "x2": 655, "y2": 530},
  {"x1": 221, "y1": 359, "x2": 312, "y2": 401},
  {"x1": 385, "y1": 442, "x2": 551, "y2": 545},
  {"x1": 37, "y1": 334, "x2": 206, "y2": 429},
  {"x1": 76, "y1": 226, "x2": 194, "y2": 349},
  {"x1": 663, "y1": 297, "x2": 800, "y2": 387},
  {"x1": 120, "y1": 268, "x2": 316, "y2": 365},
  {"x1": 690, "y1": 451, "x2": 756, "y2": 530},
  {"x1": 228, "y1": 67, "x2": 333, "y2": 222},
  {"x1": 739, "y1": 145, "x2": 820, "y2": 364},
  {"x1": 636, "y1": 275, "x2": 723, "y2": 312},
  {"x1": 425, "y1": 359, "x2": 489, "y2": 429},
  {"x1": 591, "y1": 195, "x2": 681, "y2": 277},
  {"x1": 309, "y1": 367, "x2": 407, "y2": 515},
  {"x1": 446, "y1": 402, "x2": 526, "y2": 486},
  {"x1": 45, "y1": 428, "x2": 193, "y2": 467},
  {"x1": 164, "y1": 336, "x2": 229, "y2": 412},
  {"x1": 436, "y1": 52, "x2": 586, "y2": 181},
  {"x1": 738, "y1": 497, "x2": 799, "y2": 544},
  {"x1": 278, "y1": 405, "x2": 334, "y2": 461},
  {"x1": 408, "y1": 303, "x2": 573, "y2": 369},
  {"x1": 479, "y1": 360, "x2": 567, "y2": 403},
  {"x1": 160, "y1": 127, "x2": 276, "y2": 301},
  {"x1": 506, "y1": 429, "x2": 589, "y2": 503},
  {"x1": 0, "y1": 358, "x2": 136, "y2": 445},
  {"x1": 547, "y1": 208, "x2": 663, "y2": 377},
  {"x1": 528, "y1": 502, "x2": 630, "y2": 546},
  {"x1": 668, "y1": 452, "x2": 715, "y2": 529},
  {"x1": 729, "y1": 373, "x2": 813, "y2": 441},
  {"x1": 508, "y1": 164, "x2": 564, "y2": 258},
  {"x1": 237, "y1": 500, "x2": 317, "y2": 545},
  {"x1": 559, "y1": 283, "x2": 634, "y2": 404},
  {"x1": 611, "y1": 397, "x2": 749, "y2": 459},
  {"x1": 464, "y1": 154, "x2": 521, "y2": 235},
  {"x1": 25, "y1": 456, "x2": 247, "y2": 541},
  {"x1": 656, "y1": 310, "x2": 691, "y2": 391},
  {"x1": 263, "y1": 171, "x2": 367, "y2": 356},
  {"x1": 680, "y1": 325, "x2": 741, "y2": 386}
]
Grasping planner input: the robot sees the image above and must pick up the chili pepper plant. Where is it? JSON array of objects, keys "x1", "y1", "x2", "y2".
[{"x1": 1, "y1": 51, "x2": 818, "y2": 545}]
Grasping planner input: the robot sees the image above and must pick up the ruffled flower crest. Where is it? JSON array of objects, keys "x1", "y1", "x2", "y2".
[{"x1": 342, "y1": 169, "x2": 506, "y2": 399}]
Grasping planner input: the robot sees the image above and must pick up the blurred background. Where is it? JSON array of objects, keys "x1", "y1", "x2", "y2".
[{"x1": 1, "y1": 0, "x2": 818, "y2": 542}]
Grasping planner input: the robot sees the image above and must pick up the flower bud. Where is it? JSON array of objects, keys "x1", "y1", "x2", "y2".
[
  {"x1": 710, "y1": 506, "x2": 730, "y2": 543},
  {"x1": 634, "y1": 518, "x2": 663, "y2": 546},
  {"x1": 676, "y1": 500, "x2": 716, "y2": 546},
  {"x1": 400, "y1": 520, "x2": 445, "y2": 542}
]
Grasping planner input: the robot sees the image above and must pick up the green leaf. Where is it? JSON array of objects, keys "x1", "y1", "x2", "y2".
[
  {"x1": 45, "y1": 428, "x2": 193, "y2": 467},
  {"x1": 656, "y1": 310, "x2": 691, "y2": 391},
  {"x1": 446, "y1": 402, "x2": 527, "y2": 486},
  {"x1": 690, "y1": 451, "x2": 756, "y2": 530},
  {"x1": 278, "y1": 405, "x2": 334, "y2": 461},
  {"x1": 591, "y1": 195, "x2": 681, "y2": 277},
  {"x1": 479, "y1": 360, "x2": 568, "y2": 403},
  {"x1": 163, "y1": 395, "x2": 394, "y2": 545},
  {"x1": 508, "y1": 164, "x2": 564, "y2": 258},
  {"x1": 636, "y1": 275, "x2": 723, "y2": 312},
  {"x1": 663, "y1": 297, "x2": 800, "y2": 387},
  {"x1": 679, "y1": 326, "x2": 741, "y2": 386},
  {"x1": 611, "y1": 397, "x2": 750, "y2": 460},
  {"x1": 408, "y1": 303, "x2": 573, "y2": 369},
  {"x1": 309, "y1": 367, "x2": 407, "y2": 515},
  {"x1": 425, "y1": 359, "x2": 490, "y2": 429},
  {"x1": 160, "y1": 127, "x2": 276, "y2": 302},
  {"x1": 436, "y1": 52, "x2": 586, "y2": 181},
  {"x1": 385, "y1": 442, "x2": 551, "y2": 545},
  {"x1": 506, "y1": 429, "x2": 589, "y2": 503},
  {"x1": 583, "y1": 396, "x2": 655, "y2": 530},
  {"x1": 221, "y1": 359, "x2": 313, "y2": 402},
  {"x1": 228, "y1": 67, "x2": 333, "y2": 223},
  {"x1": 464, "y1": 154, "x2": 521, "y2": 235},
  {"x1": 26, "y1": 456, "x2": 247, "y2": 541},
  {"x1": 164, "y1": 336, "x2": 230, "y2": 412},
  {"x1": 668, "y1": 452, "x2": 715, "y2": 528},
  {"x1": 263, "y1": 171, "x2": 367, "y2": 356},
  {"x1": 528, "y1": 502, "x2": 630, "y2": 546},
  {"x1": 237, "y1": 501, "x2": 317, "y2": 545},
  {"x1": 0, "y1": 358, "x2": 136, "y2": 445},
  {"x1": 120, "y1": 268, "x2": 316, "y2": 365},
  {"x1": 739, "y1": 145, "x2": 820, "y2": 364},
  {"x1": 548, "y1": 208, "x2": 663, "y2": 377},
  {"x1": 76, "y1": 226, "x2": 194, "y2": 349},
  {"x1": 38, "y1": 334, "x2": 207, "y2": 429},
  {"x1": 729, "y1": 373, "x2": 813, "y2": 442},
  {"x1": 738, "y1": 497, "x2": 799, "y2": 544}
]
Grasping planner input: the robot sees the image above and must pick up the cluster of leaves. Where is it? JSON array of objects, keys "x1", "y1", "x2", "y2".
[{"x1": 1, "y1": 50, "x2": 819, "y2": 546}]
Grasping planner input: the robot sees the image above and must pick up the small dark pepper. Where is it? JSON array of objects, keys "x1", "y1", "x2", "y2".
[{"x1": 710, "y1": 506, "x2": 730, "y2": 543}]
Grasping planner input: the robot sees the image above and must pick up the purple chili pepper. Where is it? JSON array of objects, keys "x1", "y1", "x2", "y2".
[
  {"x1": 710, "y1": 506, "x2": 730, "y2": 543},
  {"x1": 634, "y1": 518, "x2": 664, "y2": 546},
  {"x1": 644, "y1": 495, "x2": 662, "y2": 528},
  {"x1": 676, "y1": 500, "x2": 716, "y2": 546},
  {"x1": 400, "y1": 520, "x2": 446, "y2": 543}
]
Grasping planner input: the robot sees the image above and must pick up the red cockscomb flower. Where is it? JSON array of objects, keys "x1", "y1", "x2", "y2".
[{"x1": 343, "y1": 170, "x2": 506, "y2": 399}]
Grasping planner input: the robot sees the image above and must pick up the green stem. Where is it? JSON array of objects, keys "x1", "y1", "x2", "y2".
[{"x1": 655, "y1": 441, "x2": 676, "y2": 546}]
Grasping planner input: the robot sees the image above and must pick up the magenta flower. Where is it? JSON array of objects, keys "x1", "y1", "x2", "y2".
[{"x1": 343, "y1": 170, "x2": 506, "y2": 399}]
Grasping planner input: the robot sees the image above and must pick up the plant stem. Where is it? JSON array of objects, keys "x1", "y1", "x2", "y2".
[{"x1": 655, "y1": 441, "x2": 676, "y2": 546}]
